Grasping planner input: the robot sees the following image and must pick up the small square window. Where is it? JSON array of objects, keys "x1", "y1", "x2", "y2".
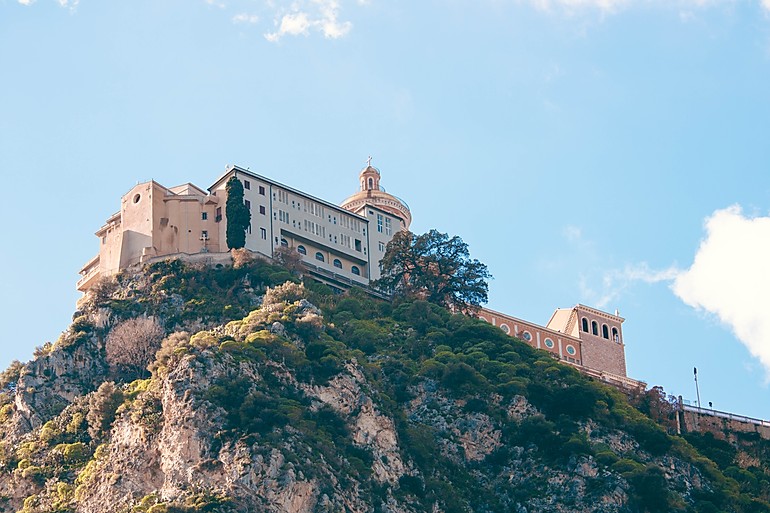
[
  {"x1": 259, "y1": 205, "x2": 266, "y2": 215},
  {"x1": 259, "y1": 185, "x2": 265, "y2": 195},
  {"x1": 201, "y1": 212, "x2": 208, "y2": 220},
  {"x1": 244, "y1": 180, "x2": 250, "y2": 190}
]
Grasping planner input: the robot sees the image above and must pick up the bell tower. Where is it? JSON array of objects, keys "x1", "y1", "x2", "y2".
[{"x1": 360, "y1": 159, "x2": 381, "y2": 191}]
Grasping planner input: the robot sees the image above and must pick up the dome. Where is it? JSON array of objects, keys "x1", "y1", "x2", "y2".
[{"x1": 340, "y1": 162, "x2": 412, "y2": 229}]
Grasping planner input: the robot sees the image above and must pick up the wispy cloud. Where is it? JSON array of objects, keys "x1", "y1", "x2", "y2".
[
  {"x1": 16, "y1": 0, "x2": 78, "y2": 8},
  {"x1": 524, "y1": 0, "x2": 770, "y2": 14},
  {"x1": 580, "y1": 262, "x2": 680, "y2": 309},
  {"x1": 673, "y1": 205, "x2": 770, "y2": 377},
  {"x1": 232, "y1": 13, "x2": 259, "y2": 24},
  {"x1": 265, "y1": 0, "x2": 353, "y2": 42}
]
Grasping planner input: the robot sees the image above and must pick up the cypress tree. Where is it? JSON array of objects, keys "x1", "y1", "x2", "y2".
[{"x1": 225, "y1": 176, "x2": 251, "y2": 249}]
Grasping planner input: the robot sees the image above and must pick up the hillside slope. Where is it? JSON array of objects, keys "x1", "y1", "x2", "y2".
[{"x1": 0, "y1": 257, "x2": 769, "y2": 513}]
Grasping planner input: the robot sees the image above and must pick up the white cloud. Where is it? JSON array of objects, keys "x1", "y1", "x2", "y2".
[
  {"x1": 673, "y1": 205, "x2": 770, "y2": 376},
  {"x1": 763, "y1": 0, "x2": 770, "y2": 12},
  {"x1": 232, "y1": 13, "x2": 259, "y2": 24},
  {"x1": 265, "y1": 0, "x2": 352, "y2": 42},
  {"x1": 17, "y1": 0, "x2": 36, "y2": 5}
]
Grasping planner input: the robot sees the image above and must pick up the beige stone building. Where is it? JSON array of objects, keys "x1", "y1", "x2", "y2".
[
  {"x1": 78, "y1": 161, "x2": 635, "y2": 384},
  {"x1": 78, "y1": 163, "x2": 410, "y2": 292},
  {"x1": 478, "y1": 304, "x2": 637, "y2": 386}
]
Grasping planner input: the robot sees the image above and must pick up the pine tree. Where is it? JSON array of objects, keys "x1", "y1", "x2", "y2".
[{"x1": 226, "y1": 176, "x2": 251, "y2": 249}]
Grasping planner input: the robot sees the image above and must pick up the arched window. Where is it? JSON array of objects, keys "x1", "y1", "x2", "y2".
[
  {"x1": 581, "y1": 317, "x2": 589, "y2": 332},
  {"x1": 612, "y1": 327, "x2": 619, "y2": 342},
  {"x1": 351, "y1": 266, "x2": 360, "y2": 275},
  {"x1": 333, "y1": 259, "x2": 342, "y2": 269},
  {"x1": 602, "y1": 324, "x2": 609, "y2": 339},
  {"x1": 591, "y1": 321, "x2": 598, "y2": 336},
  {"x1": 280, "y1": 238, "x2": 288, "y2": 247},
  {"x1": 368, "y1": 177, "x2": 373, "y2": 190},
  {"x1": 297, "y1": 245, "x2": 306, "y2": 255},
  {"x1": 315, "y1": 252, "x2": 324, "y2": 262}
]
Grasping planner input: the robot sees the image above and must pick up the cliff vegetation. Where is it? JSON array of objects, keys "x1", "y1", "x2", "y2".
[{"x1": 1, "y1": 255, "x2": 769, "y2": 513}]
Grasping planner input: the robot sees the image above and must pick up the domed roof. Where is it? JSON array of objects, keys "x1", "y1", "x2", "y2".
[{"x1": 340, "y1": 160, "x2": 411, "y2": 229}]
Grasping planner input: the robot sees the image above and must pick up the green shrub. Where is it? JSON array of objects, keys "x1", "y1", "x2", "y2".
[
  {"x1": 54, "y1": 442, "x2": 90, "y2": 464},
  {"x1": 87, "y1": 382, "x2": 124, "y2": 440},
  {"x1": 611, "y1": 458, "x2": 643, "y2": 475},
  {"x1": 595, "y1": 450, "x2": 619, "y2": 467},
  {"x1": 0, "y1": 360, "x2": 23, "y2": 389},
  {"x1": 0, "y1": 403, "x2": 13, "y2": 424},
  {"x1": 40, "y1": 420, "x2": 61, "y2": 444}
]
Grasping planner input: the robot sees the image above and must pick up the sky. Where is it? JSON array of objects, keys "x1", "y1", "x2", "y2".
[{"x1": 2, "y1": 0, "x2": 770, "y2": 420}]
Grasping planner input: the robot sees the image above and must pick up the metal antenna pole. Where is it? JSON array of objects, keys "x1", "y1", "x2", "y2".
[{"x1": 694, "y1": 367, "x2": 701, "y2": 409}]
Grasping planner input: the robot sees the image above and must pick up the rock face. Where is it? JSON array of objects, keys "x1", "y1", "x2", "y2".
[{"x1": 0, "y1": 260, "x2": 768, "y2": 513}]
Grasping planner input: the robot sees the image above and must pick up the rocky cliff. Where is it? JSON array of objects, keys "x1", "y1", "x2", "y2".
[{"x1": 0, "y1": 258, "x2": 768, "y2": 513}]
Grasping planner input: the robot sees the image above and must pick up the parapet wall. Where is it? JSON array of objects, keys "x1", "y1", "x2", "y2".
[{"x1": 679, "y1": 404, "x2": 770, "y2": 441}]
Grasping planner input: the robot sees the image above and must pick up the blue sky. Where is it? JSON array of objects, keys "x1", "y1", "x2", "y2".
[{"x1": 2, "y1": 0, "x2": 770, "y2": 419}]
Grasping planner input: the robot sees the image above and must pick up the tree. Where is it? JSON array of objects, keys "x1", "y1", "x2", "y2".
[
  {"x1": 373, "y1": 229, "x2": 491, "y2": 312},
  {"x1": 87, "y1": 381, "x2": 124, "y2": 440},
  {"x1": 105, "y1": 317, "x2": 165, "y2": 379},
  {"x1": 226, "y1": 176, "x2": 251, "y2": 250},
  {"x1": 273, "y1": 245, "x2": 305, "y2": 276}
]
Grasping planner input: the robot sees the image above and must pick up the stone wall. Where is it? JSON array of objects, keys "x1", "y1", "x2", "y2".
[{"x1": 679, "y1": 405, "x2": 770, "y2": 441}]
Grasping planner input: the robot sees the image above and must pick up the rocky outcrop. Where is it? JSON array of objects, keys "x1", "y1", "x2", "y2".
[{"x1": 1, "y1": 262, "x2": 766, "y2": 513}]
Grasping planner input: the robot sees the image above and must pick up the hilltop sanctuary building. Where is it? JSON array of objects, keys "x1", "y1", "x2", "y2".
[{"x1": 77, "y1": 162, "x2": 636, "y2": 386}]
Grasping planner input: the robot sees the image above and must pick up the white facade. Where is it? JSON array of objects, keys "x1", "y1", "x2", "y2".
[{"x1": 208, "y1": 164, "x2": 410, "y2": 287}]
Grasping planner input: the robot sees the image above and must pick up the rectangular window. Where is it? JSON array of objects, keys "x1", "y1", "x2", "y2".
[
  {"x1": 259, "y1": 185, "x2": 265, "y2": 195},
  {"x1": 216, "y1": 207, "x2": 222, "y2": 222},
  {"x1": 355, "y1": 239, "x2": 362, "y2": 252},
  {"x1": 279, "y1": 210, "x2": 290, "y2": 223},
  {"x1": 277, "y1": 189, "x2": 289, "y2": 204},
  {"x1": 385, "y1": 217, "x2": 392, "y2": 236},
  {"x1": 244, "y1": 180, "x2": 250, "y2": 190},
  {"x1": 260, "y1": 227, "x2": 267, "y2": 240},
  {"x1": 259, "y1": 205, "x2": 266, "y2": 215},
  {"x1": 201, "y1": 212, "x2": 208, "y2": 221},
  {"x1": 201, "y1": 230, "x2": 208, "y2": 239},
  {"x1": 304, "y1": 200, "x2": 324, "y2": 217},
  {"x1": 377, "y1": 214, "x2": 383, "y2": 233},
  {"x1": 378, "y1": 241, "x2": 385, "y2": 252},
  {"x1": 245, "y1": 200, "x2": 251, "y2": 210}
]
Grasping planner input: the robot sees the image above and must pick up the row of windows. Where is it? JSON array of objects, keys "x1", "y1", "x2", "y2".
[
  {"x1": 499, "y1": 324, "x2": 578, "y2": 356},
  {"x1": 580, "y1": 318, "x2": 620, "y2": 342},
  {"x1": 242, "y1": 180, "x2": 266, "y2": 196},
  {"x1": 376, "y1": 214, "x2": 392, "y2": 235},
  {"x1": 278, "y1": 239, "x2": 362, "y2": 275},
  {"x1": 519, "y1": 330, "x2": 577, "y2": 355},
  {"x1": 291, "y1": 244, "x2": 361, "y2": 275}
]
